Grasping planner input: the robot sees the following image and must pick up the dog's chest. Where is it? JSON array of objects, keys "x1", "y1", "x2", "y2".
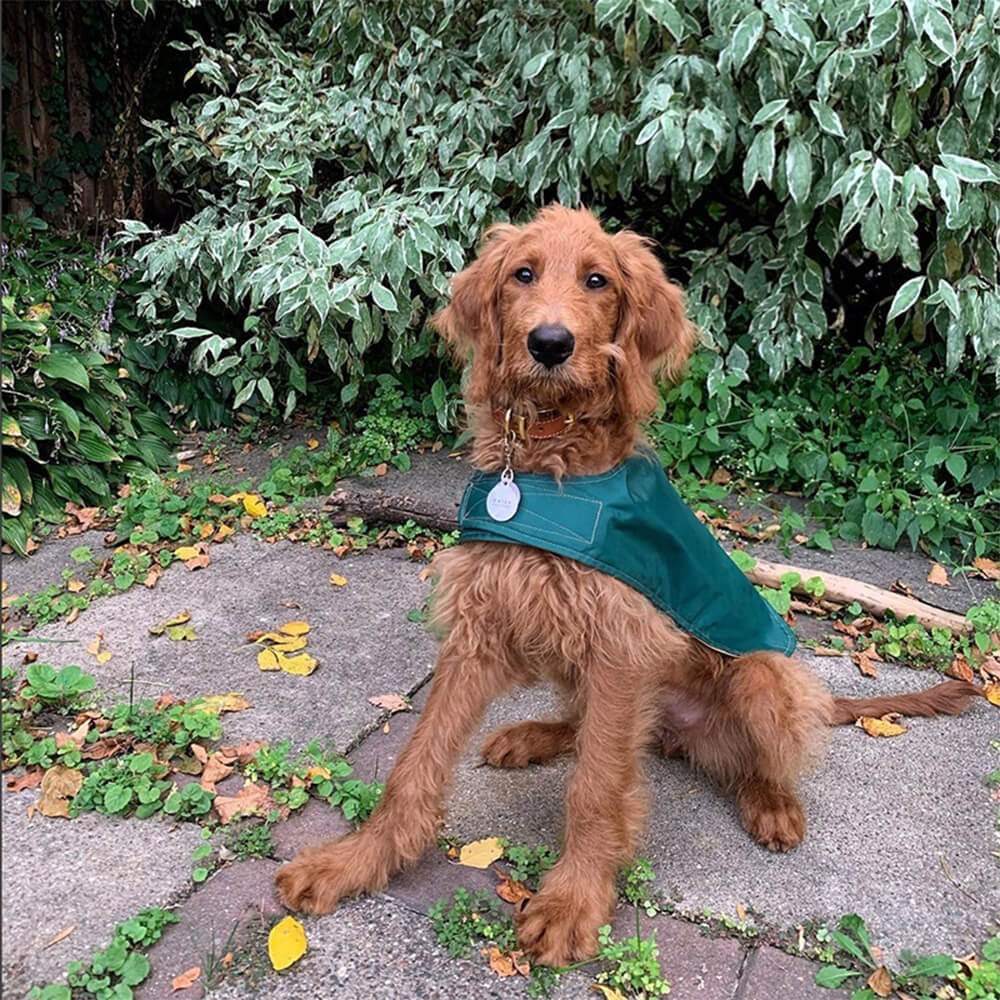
[{"x1": 430, "y1": 541, "x2": 652, "y2": 675}]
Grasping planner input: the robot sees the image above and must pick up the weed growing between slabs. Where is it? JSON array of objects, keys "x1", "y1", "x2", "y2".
[
  {"x1": 429, "y1": 848, "x2": 672, "y2": 999},
  {"x1": 813, "y1": 914, "x2": 1000, "y2": 1000},
  {"x1": 26, "y1": 907, "x2": 178, "y2": 1000}
]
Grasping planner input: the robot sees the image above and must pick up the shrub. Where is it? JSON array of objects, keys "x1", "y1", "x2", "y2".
[
  {"x1": 0, "y1": 218, "x2": 178, "y2": 553},
  {"x1": 125, "y1": 0, "x2": 999, "y2": 430}
]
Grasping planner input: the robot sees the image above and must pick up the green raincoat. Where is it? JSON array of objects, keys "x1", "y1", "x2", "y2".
[{"x1": 457, "y1": 451, "x2": 795, "y2": 658}]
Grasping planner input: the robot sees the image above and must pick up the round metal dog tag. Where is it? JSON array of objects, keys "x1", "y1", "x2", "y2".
[{"x1": 486, "y1": 480, "x2": 521, "y2": 521}]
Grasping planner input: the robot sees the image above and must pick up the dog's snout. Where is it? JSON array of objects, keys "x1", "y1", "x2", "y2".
[{"x1": 527, "y1": 324, "x2": 575, "y2": 368}]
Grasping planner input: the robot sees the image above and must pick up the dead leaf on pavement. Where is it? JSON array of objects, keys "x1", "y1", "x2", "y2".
[
  {"x1": 214, "y1": 524, "x2": 235, "y2": 542},
  {"x1": 330, "y1": 573, "x2": 347, "y2": 587},
  {"x1": 80, "y1": 738, "x2": 124, "y2": 762},
  {"x1": 171, "y1": 966, "x2": 201, "y2": 991},
  {"x1": 144, "y1": 565, "x2": 163, "y2": 589},
  {"x1": 268, "y1": 915, "x2": 307, "y2": 970},
  {"x1": 889, "y1": 579, "x2": 914, "y2": 597},
  {"x1": 459, "y1": 837, "x2": 504, "y2": 869},
  {"x1": 174, "y1": 545, "x2": 200, "y2": 561},
  {"x1": 368, "y1": 693, "x2": 410, "y2": 714},
  {"x1": 6, "y1": 769, "x2": 43, "y2": 792},
  {"x1": 279, "y1": 621, "x2": 310, "y2": 637},
  {"x1": 374, "y1": 463, "x2": 388, "y2": 477},
  {"x1": 196, "y1": 693, "x2": 252, "y2": 715},
  {"x1": 984, "y1": 683, "x2": 1000, "y2": 708},
  {"x1": 946, "y1": 656, "x2": 974, "y2": 683},
  {"x1": 482, "y1": 945, "x2": 517, "y2": 978},
  {"x1": 200, "y1": 755, "x2": 234, "y2": 791},
  {"x1": 43, "y1": 925, "x2": 76, "y2": 949},
  {"x1": 85, "y1": 633, "x2": 112, "y2": 664},
  {"x1": 927, "y1": 563, "x2": 949, "y2": 586},
  {"x1": 218, "y1": 741, "x2": 267, "y2": 764},
  {"x1": 166, "y1": 625, "x2": 198, "y2": 641},
  {"x1": 66, "y1": 579, "x2": 85, "y2": 593},
  {"x1": 592, "y1": 986, "x2": 629, "y2": 1000},
  {"x1": 257, "y1": 648, "x2": 280, "y2": 671},
  {"x1": 242, "y1": 494, "x2": 267, "y2": 518},
  {"x1": 191, "y1": 744, "x2": 209, "y2": 764},
  {"x1": 272, "y1": 637, "x2": 307, "y2": 654},
  {"x1": 852, "y1": 650, "x2": 879, "y2": 678},
  {"x1": 38, "y1": 765, "x2": 83, "y2": 818},
  {"x1": 277, "y1": 652, "x2": 318, "y2": 676},
  {"x1": 856, "y1": 714, "x2": 909, "y2": 738},
  {"x1": 811, "y1": 646, "x2": 844, "y2": 657},
  {"x1": 494, "y1": 870, "x2": 532, "y2": 905},
  {"x1": 215, "y1": 782, "x2": 275, "y2": 824},
  {"x1": 867, "y1": 965, "x2": 893, "y2": 997},
  {"x1": 972, "y1": 557, "x2": 1000, "y2": 581}
]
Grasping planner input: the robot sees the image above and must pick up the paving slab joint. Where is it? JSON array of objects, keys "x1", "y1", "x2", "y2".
[
  {"x1": 732, "y1": 945, "x2": 759, "y2": 1000},
  {"x1": 339, "y1": 667, "x2": 434, "y2": 756}
]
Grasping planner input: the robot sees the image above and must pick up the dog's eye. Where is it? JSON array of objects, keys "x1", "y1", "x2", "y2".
[
  {"x1": 585, "y1": 273, "x2": 608, "y2": 289},
  {"x1": 513, "y1": 267, "x2": 534, "y2": 285}
]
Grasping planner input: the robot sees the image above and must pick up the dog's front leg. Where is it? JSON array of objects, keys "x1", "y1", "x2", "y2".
[
  {"x1": 275, "y1": 635, "x2": 510, "y2": 914},
  {"x1": 516, "y1": 664, "x2": 650, "y2": 966}
]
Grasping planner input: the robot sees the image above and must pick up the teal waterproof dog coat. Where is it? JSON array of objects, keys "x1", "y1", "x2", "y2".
[{"x1": 457, "y1": 451, "x2": 795, "y2": 658}]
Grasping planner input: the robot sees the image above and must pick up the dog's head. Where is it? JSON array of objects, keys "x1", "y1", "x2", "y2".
[{"x1": 432, "y1": 205, "x2": 696, "y2": 421}]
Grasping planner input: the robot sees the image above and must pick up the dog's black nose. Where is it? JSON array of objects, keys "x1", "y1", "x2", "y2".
[{"x1": 527, "y1": 325, "x2": 575, "y2": 368}]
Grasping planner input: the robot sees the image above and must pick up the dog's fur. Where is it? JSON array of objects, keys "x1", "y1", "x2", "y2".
[{"x1": 276, "y1": 206, "x2": 982, "y2": 965}]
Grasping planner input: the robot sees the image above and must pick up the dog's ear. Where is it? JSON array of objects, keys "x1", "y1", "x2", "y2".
[
  {"x1": 612, "y1": 230, "x2": 697, "y2": 385},
  {"x1": 431, "y1": 222, "x2": 519, "y2": 361}
]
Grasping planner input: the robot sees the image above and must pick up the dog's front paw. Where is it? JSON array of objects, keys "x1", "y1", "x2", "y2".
[
  {"x1": 514, "y1": 881, "x2": 611, "y2": 966},
  {"x1": 275, "y1": 838, "x2": 384, "y2": 914},
  {"x1": 739, "y1": 784, "x2": 806, "y2": 852}
]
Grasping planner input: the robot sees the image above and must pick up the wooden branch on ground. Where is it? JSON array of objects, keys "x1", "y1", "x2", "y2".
[
  {"x1": 323, "y1": 487, "x2": 460, "y2": 534},
  {"x1": 748, "y1": 558, "x2": 971, "y2": 634}
]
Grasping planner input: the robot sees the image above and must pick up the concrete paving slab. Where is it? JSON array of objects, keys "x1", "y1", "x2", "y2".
[
  {"x1": 3, "y1": 539, "x2": 436, "y2": 753},
  {"x1": 2, "y1": 528, "x2": 110, "y2": 597},
  {"x1": 735, "y1": 945, "x2": 844, "y2": 1000},
  {"x1": 1, "y1": 788, "x2": 204, "y2": 994},
  {"x1": 135, "y1": 859, "x2": 284, "y2": 1000},
  {"x1": 438, "y1": 657, "x2": 998, "y2": 964}
]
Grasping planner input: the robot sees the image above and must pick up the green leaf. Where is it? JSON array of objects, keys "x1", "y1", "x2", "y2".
[
  {"x1": 903, "y1": 954, "x2": 959, "y2": 978},
  {"x1": 35, "y1": 354, "x2": 90, "y2": 391},
  {"x1": 785, "y1": 137, "x2": 812, "y2": 205},
  {"x1": 922, "y1": 7, "x2": 956, "y2": 57},
  {"x1": 118, "y1": 952, "x2": 151, "y2": 987},
  {"x1": 522, "y1": 52, "x2": 551, "y2": 81},
  {"x1": 944, "y1": 453, "x2": 967, "y2": 481},
  {"x1": 729, "y1": 11, "x2": 764, "y2": 72},
  {"x1": 750, "y1": 99, "x2": 788, "y2": 128},
  {"x1": 809, "y1": 100, "x2": 846, "y2": 138},
  {"x1": 938, "y1": 154, "x2": 998, "y2": 184},
  {"x1": 886, "y1": 277, "x2": 925, "y2": 322},
  {"x1": 371, "y1": 282, "x2": 398, "y2": 312},
  {"x1": 814, "y1": 965, "x2": 857, "y2": 988}
]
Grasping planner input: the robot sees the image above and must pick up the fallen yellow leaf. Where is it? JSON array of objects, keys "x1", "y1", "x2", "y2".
[
  {"x1": 42, "y1": 924, "x2": 76, "y2": 949},
  {"x1": 176, "y1": 463, "x2": 193, "y2": 472},
  {"x1": 304, "y1": 765, "x2": 331, "y2": 782},
  {"x1": 196, "y1": 693, "x2": 253, "y2": 715},
  {"x1": 242, "y1": 494, "x2": 266, "y2": 518},
  {"x1": 279, "y1": 621, "x2": 311, "y2": 637},
  {"x1": 329, "y1": 573, "x2": 348, "y2": 587},
  {"x1": 307, "y1": 438, "x2": 320, "y2": 450},
  {"x1": 458, "y1": 837, "x2": 504, "y2": 869},
  {"x1": 591, "y1": 986, "x2": 628, "y2": 1000},
  {"x1": 66, "y1": 579, "x2": 85, "y2": 593},
  {"x1": 253, "y1": 632, "x2": 289, "y2": 644},
  {"x1": 278, "y1": 652, "x2": 319, "y2": 676},
  {"x1": 215, "y1": 524, "x2": 235, "y2": 540},
  {"x1": 984, "y1": 683, "x2": 1000, "y2": 708},
  {"x1": 268, "y1": 915, "x2": 307, "y2": 971},
  {"x1": 272, "y1": 637, "x2": 307, "y2": 654},
  {"x1": 856, "y1": 715, "x2": 909, "y2": 738},
  {"x1": 257, "y1": 648, "x2": 280, "y2": 671},
  {"x1": 175, "y1": 546, "x2": 200, "y2": 561}
]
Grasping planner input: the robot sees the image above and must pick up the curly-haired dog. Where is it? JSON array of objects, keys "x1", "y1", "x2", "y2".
[{"x1": 276, "y1": 205, "x2": 982, "y2": 966}]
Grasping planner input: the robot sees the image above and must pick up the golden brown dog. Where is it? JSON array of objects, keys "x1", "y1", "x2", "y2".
[{"x1": 276, "y1": 205, "x2": 981, "y2": 966}]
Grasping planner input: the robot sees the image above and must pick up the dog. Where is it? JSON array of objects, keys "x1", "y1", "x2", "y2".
[{"x1": 276, "y1": 205, "x2": 982, "y2": 966}]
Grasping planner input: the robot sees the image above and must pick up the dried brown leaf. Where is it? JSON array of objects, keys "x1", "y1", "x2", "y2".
[
  {"x1": 171, "y1": 966, "x2": 201, "y2": 991},
  {"x1": 367, "y1": 693, "x2": 410, "y2": 714},
  {"x1": 6, "y1": 769, "x2": 43, "y2": 792},
  {"x1": 214, "y1": 782, "x2": 274, "y2": 824},
  {"x1": 867, "y1": 965, "x2": 892, "y2": 997},
  {"x1": 927, "y1": 563, "x2": 949, "y2": 586},
  {"x1": 972, "y1": 557, "x2": 1000, "y2": 581}
]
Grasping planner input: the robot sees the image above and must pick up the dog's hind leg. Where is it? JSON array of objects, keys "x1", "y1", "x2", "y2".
[
  {"x1": 275, "y1": 632, "x2": 512, "y2": 914},
  {"x1": 680, "y1": 652, "x2": 832, "y2": 852},
  {"x1": 481, "y1": 718, "x2": 578, "y2": 767}
]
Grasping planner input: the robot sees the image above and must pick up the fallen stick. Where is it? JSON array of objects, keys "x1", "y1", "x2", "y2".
[{"x1": 748, "y1": 558, "x2": 971, "y2": 634}]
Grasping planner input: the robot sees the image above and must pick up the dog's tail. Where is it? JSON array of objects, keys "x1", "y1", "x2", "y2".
[{"x1": 829, "y1": 679, "x2": 985, "y2": 726}]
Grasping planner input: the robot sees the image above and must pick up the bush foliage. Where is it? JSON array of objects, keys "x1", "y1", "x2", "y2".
[
  {"x1": 1, "y1": 220, "x2": 177, "y2": 554},
  {"x1": 128, "y1": 0, "x2": 999, "y2": 424}
]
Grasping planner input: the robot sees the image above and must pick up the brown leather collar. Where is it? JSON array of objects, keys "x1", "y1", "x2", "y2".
[{"x1": 491, "y1": 407, "x2": 576, "y2": 440}]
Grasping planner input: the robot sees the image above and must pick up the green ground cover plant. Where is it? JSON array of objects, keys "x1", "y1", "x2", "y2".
[{"x1": 27, "y1": 907, "x2": 179, "y2": 1000}]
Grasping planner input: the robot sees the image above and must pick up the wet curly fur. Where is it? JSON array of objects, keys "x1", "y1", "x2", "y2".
[{"x1": 276, "y1": 206, "x2": 983, "y2": 966}]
